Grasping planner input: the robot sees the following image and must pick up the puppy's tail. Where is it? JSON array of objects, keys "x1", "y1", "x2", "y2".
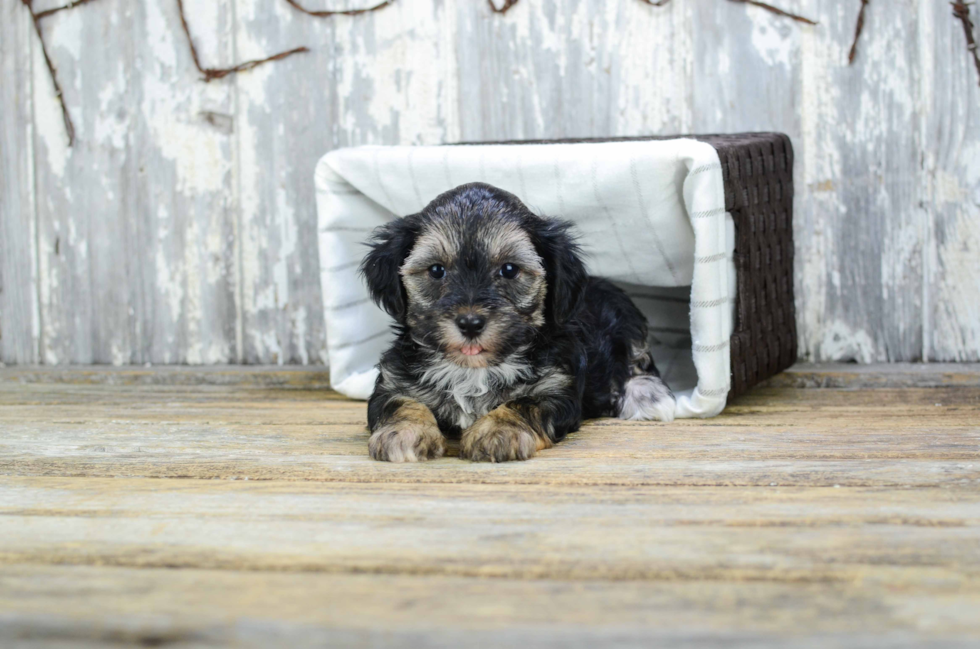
[{"x1": 616, "y1": 347, "x2": 676, "y2": 423}]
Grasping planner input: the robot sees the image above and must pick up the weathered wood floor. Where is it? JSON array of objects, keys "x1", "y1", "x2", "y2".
[{"x1": 1, "y1": 365, "x2": 978, "y2": 648}]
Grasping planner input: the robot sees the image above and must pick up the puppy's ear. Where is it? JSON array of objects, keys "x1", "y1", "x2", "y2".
[
  {"x1": 360, "y1": 216, "x2": 420, "y2": 321},
  {"x1": 528, "y1": 216, "x2": 588, "y2": 325}
]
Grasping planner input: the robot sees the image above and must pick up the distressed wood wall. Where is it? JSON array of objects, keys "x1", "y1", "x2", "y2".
[{"x1": 1, "y1": 0, "x2": 977, "y2": 366}]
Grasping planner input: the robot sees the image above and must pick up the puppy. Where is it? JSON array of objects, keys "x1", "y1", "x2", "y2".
[{"x1": 360, "y1": 183, "x2": 675, "y2": 463}]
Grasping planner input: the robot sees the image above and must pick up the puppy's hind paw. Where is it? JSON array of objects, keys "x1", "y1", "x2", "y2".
[{"x1": 617, "y1": 375, "x2": 676, "y2": 423}]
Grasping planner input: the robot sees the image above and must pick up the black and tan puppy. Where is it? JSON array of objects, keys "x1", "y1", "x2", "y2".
[{"x1": 360, "y1": 183, "x2": 675, "y2": 463}]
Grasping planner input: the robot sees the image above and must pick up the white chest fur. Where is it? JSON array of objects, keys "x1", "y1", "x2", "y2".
[{"x1": 416, "y1": 356, "x2": 533, "y2": 429}]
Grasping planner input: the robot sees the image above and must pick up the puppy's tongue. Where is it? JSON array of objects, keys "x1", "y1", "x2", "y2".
[{"x1": 461, "y1": 344, "x2": 484, "y2": 356}]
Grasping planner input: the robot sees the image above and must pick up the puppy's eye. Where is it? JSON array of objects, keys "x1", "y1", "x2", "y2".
[
  {"x1": 499, "y1": 263, "x2": 520, "y2": 279},
  {"x1": 428, "y1": 264, "x2": 446, "y2": 279}
]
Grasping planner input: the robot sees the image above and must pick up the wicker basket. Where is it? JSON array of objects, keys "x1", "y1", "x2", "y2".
[{"x1": 457, "y1": 133, "x2": 797, "y2": 398}]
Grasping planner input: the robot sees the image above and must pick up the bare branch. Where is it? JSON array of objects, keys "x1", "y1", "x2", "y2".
[
  {"x1": 201, "y1": 47, "x2": 312, "y2": 81},
  {"x1": 848, "y1": 0, "x2": 870, "y2": 64},
  {"x1": 282, "y1": 0, "x2": 398, "y2": 17},
  {"x1": 951, "y1": 2, "x2": 980, "y2": 87},
  {"x1": 488, "y1": 0, "x2": 520, "y2": 13},
  {"x1": 174, "y1": 0, "x2": 309, "y2": 82},
  {"x1": 727, "y1": 0, "x2": 818, "y2": 26},
  {"x1": 19, "y1": 0, "x2": 75, "y2": 146},
  {"x1": 34, "y1": 0, "x2": 100, "y2": 20}
]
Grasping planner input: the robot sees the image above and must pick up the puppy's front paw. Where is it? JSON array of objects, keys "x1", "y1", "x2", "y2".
[
  {"x1": 460, "y1": 405, "x2": 551, "y2": 463},
  {"x1": 369, "y1": 402, "x2": 445, "y2": 463}
]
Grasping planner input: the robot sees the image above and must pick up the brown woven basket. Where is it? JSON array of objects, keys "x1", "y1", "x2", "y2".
[{"x1": 455, "y1": 133, "x2": 797, "y2": 399}]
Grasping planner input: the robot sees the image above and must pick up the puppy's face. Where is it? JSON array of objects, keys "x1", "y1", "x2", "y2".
[
  {"x1": 399, "y1": 209, "x2": 547, "y2": 368},
  {"x1": 361, "y1": 183, "x2": 586, "y2": 369}
]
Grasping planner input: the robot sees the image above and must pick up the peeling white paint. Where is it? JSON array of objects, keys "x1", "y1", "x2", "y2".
[
  {"x1": 935, "y1": 171, "x2": 965, "y2": 205},
  {"x1": 819, "y1": 320, "x2": 877, "y2": 364},
  {"x1": 334, "y1": 0, "x2": 455, "y2": 145},
  {"x1": 182, "y1": 216, "x2": 204, "y2": 365},
  {"x1": 617, "y1": 0, "x2": 692, "y2": 135},
  {"x1": 798, "y1": 14, "x2": 839, "y2": 361},
  {"x1": 32, "y1": 38, "x2": 70, "y2": 179},
  {"x1": 93, "y1": 67, "x2": 130, "y2": 150},
  {"x1": 932, "y1": 207, "x2": 980, "y2": 360},
  {"x1": 155, "y1": 205, "x2": 184, "y2": 361},
  {"x1": 291, "y1": 306, "x2": 310, "y2": 366},
  {"x1": 747, "y1": 8, "x2": 795, "y2": 69},
  {"x1": 141, "y1": 0, "x2": 228, "y2": 195}
]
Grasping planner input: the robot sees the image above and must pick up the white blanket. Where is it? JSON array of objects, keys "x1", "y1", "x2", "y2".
[{"x1": 315, "y1": 139, "x2": 735, "y2": 418}]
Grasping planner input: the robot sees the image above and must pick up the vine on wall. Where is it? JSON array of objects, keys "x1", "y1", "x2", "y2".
[{"x1": 17, "y1": 0, "x2": 980, "y2": 148}]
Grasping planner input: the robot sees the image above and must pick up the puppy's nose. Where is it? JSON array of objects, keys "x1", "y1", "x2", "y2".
[{"x1": 455, "y1": 313, "x2": 486, "y2": 339}]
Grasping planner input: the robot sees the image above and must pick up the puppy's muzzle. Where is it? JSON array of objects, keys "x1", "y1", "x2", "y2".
[{"x1": 455, "y1": 312, "x2": 486, "y2": 339}]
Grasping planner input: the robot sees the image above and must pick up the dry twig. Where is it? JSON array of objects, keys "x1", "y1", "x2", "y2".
[
  {"x1": 34, "y1": 0, "x2": 100, "y2": 20},
  {"x1": 848, "y1": 0, "x2": 870, "y2": 64},
  {"x1": 175, "y1": 0, "x2": 308, "y2": 82},
  {"x1": 488, "y1": 0, "x2": 520, "y2": 13},
  {"x1": 727, "y1": 0, "x2": 817, "y2": 25},
  {"x1": 493, "y1": 0, "x2": 816, "y2": 23},
  {"x1": 951, "y1": 2, "x2": 980, "y2": 87},
  {"x1": 283, "y1": 0, "x2": 398, "y2": 18},
  {"x1": 19, "y1": 0, "x2": 76, "y2": 146}
]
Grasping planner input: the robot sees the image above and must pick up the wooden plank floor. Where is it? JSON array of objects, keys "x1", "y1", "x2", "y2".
[{"x1": 1, "y1": 366, "x2": 978, "y2": 648}]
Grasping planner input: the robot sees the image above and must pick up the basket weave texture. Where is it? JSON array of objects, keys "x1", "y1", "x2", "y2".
[
  {"x1": 701, "y1": 133, "x2": 796, "y2": 397},
  {"x1": 455, "y1": 133, "x2": 798, "y2": 399}
]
